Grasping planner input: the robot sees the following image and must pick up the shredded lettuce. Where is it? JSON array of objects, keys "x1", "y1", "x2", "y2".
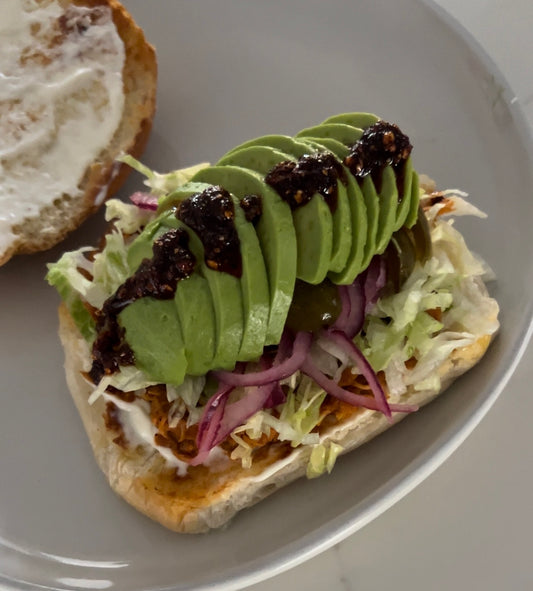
[
  {"x1": 87, "y1": 366, "x2": 159, "y2": 405},
  {"x1": 118, "y1": 154, "x2": 209, "y2": 197},
  {"x1": 166, "y1": 376, "x2": 206, "y2": 427},
  {"x1": 105, "y1": 198, "x2": 155, "y2": 234},
  {"x1": 227, "y1": 377, "x2": 325, "y2": 467},
  {"x1": 106, "y1": 365, "x2": 159, "y2": 391},
  {"x1": 306, "y1": 442, "x2": 344, "y2": 478},
  {"x1": 46, "y1": 225, "x2": 132, "y2": 332},
  {"x1": 46, "y1": 166, "x2": 499, "y2": 477},
  {"x1": 46, "y1": 249, "x2": 97, "y2": 341},
  {"x1": 355, "y1": 210, "x2": 499, "y2": 396},
  {"x1": 46, "y1": 156, "x2": 214, "y2": 341},
  {"x1": 278, "y1": 376, "x2": 327, "y2": 446},
  {"x1": 88, "y1": 231, "x2": 131, "y2": 309}
]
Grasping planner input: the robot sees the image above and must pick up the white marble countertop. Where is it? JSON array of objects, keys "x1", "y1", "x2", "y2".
[{"x1": 249, "y1": 2, "x2": 533, "y2": 590}]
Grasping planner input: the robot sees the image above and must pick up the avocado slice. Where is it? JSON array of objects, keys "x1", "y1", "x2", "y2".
[
  {"x1": 217, "y1": 145, "x2": 292, "y2": 176},
  {"x1": 358, "y1": 175, "x2": 380, "y2": 271},
  {"x1": 176, "y1": 219, "x2": 244, "y2": 371},
  {"x1": 297, "y1": 136, "x2": 368, "y2": 284},
  {"x1": 119, "y1": 296, "x2": 188, "y2": 386},
  {"x1": 293, "y1": 195, "x2": 334, "y2": 284},
  {"x1": 156, "y1": 181, "x2": 212, "y2": 213},
  {"x1": 192, "y1": 165, "x2": 295, "y2": 346},
  {"x1": 320, "y1": 113, "x2": 415, "y2": 233},
  {"x1": 374, "y1": 165, "x2": 399, "y2": 255},
  {"x1": 159, "y1": 181, "x2": 269, "y2": 363},
  {"x1": 296, "y1": 123, "x2": 363, "y2": 149},
  {"x1": 217, "y1": 145, "x2": 333, "y2": 286},
  {"x1": 393, "y1": 157, "x2": 414, "y2": 231},
  {"x1": 136, "y1": 187, "x2": 244, "y2": 372},
  {"x1": 175, "y1": 273, "x2": 216, "y2": 375},
  {"x1": 322, "y1": 112, "x2": 380, "y2": 130},
  {"x1": 228, "y1": 135, "x2": 352, "y2": 275},
  {"x1": 300, "y1": 136, "x2": 350, "y2": 160},
  {"x1": 404, "y1": 168, "x2": 420, "y2": 229},
  {"x1": 230, "y1": 193, "x2": 270, "y2": 361},
  {"x1": 222, "y1": 134, "x2": 311, "y2": 159}
]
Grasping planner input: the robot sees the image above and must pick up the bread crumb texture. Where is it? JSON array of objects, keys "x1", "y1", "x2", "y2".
[{"x1": 0, "y1": 0, "x2": 157, "y2": 265}]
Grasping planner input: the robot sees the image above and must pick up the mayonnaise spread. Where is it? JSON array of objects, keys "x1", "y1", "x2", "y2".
[
  {"x1": 0, "y1": 0, "x2": 125, "y2": 257},
  {"x1": 103, "y1": 392, "x2": 190, "y2": 477}
]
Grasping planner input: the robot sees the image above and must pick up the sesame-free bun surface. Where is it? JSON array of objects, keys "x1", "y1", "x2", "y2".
[
  {"x1": 0, "y1": 0, "x2": 157, "y2": 266},
  {"x1": 58, "y1": 300, "x2": 495, "y2": 533}
]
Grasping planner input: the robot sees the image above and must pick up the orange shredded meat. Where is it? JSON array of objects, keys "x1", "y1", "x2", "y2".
[
  {"x1": 103, "y1": 401, "x2": 128, "y2": 448},
  {"x1": 338, "y1": 366, "x2": 387, "y2": 391},
  {"x1": 426, "y1": 307, "x2": 442, "y2": 322},
  {"x1": 142, "y1": 385, "x2": 199, "y2": 461}
]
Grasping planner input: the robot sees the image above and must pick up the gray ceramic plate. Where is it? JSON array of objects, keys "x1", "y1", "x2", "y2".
[{"x1": 1, "y1": 1, "x2": 532, "y2": 590}]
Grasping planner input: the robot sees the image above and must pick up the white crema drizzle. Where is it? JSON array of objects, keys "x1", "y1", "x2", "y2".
[
  {"x1": 102, "y1": 392, "x2": 190, "y2": 477},
  {"x1": 0, "y1": 0, "x2": 126, "y2": 256}
]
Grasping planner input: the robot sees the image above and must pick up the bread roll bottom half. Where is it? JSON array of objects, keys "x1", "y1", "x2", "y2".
[{"x1": 58, "y1": 245, "x2": 498, "y2": 533}]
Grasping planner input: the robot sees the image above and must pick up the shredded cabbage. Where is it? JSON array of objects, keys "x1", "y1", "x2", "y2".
[
  {"x1": 278, "y1": 376, "x2": 327, "y2": 446},
  {"x1": 46, "y1": 157, "x2": 211, "y2": 328},
  {"x1": 87, "y1": 365, "x2": 159, "y2": 405},
  {"x1": 46, "y1": 248, "x2": 97, "y2": 341},
  {"x1": 166, "y1": 376, "x2": 206, "y2": 427},
  {"x1": 227, "y1": 377, "x2": 325, "y2": 466},
  {"x1": 306, "y1": 442, "x2": 344, "y2": 478},
  {"x1": 105, "y1": 198, "x2": 155, "y2": 234},
  {"x1": 88, "y1": 231, "x2": 132, "y2": 309},
  {"x1": 47, "y1": 169, "x2": 499, "y2": 476},
  {"x1": 355, "y1": 206, "x2": 499, "y2": 397},
  {"x1": 118, "y1": 154, "x2": 209, "y2": 197}
]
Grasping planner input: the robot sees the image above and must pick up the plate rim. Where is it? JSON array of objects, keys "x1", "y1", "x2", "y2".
[{"x1": 1, "y1": 1, "x2": 533, "y2": 589}]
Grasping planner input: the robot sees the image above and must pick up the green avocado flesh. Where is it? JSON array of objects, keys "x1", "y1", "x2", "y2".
[
  {"x1": 217, "y1": 145, "x2": 290, "y2": 176},
  {"x1": 296, "y1": 123, "x2": 363, "y2": 148},
  {"x1": 298, "y1": 136, "x2": 367, "y2": 283},
  {"x1": 228, "y1": 193, "x2": 270, "y2": 361},
  {"x1": 119, "y1": 297, "x2": 187, "y2": 385},
  {"x1": 217, "y1": 143, "x2": 334, "y2": 285},
  {"x1": 298, "y1": 120, "x2": 412, "y2": 271},
  {"x1": 183, "y1": 225, "x2": 243, "y2": 370},
  {"x1": 322, "y1": 112, "x2": 380, "y2": 129},
  {"x1": 165, "y1": 215, "x2": 244, "y2": 371},
  {"x1": 191, "y1": 165, "x2": 295, "y2": 346},
  {"x1": 405, "y1": 169, "x2": 421, "y2": 228},
  {"x1": 88, "y1": 112, "x2": 421, "y2": 385},
  {"x1": 164, "y1": 186, "x2": 271, "y2": 363},
  {"x1": 235, "y1": 135, "x2": 352, "y2": 276},
  {"x1": 175, "y1": 273, "x2": 216, "y2": 375},
  {"x1": 223, "y1": 134, "x2": 312, "y2": 159}
]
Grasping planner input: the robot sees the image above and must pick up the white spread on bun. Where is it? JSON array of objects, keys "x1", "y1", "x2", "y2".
[
  {"x1": 47, "y1": 113, "x2": 499, "y2": 532},
  {"x1": 0, "y1": 0, "x2": 157, "y2": 265}
]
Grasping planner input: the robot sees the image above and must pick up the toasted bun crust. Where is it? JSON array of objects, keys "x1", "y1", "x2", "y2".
[
  {"x1": 58, "y1": 301, "x2": 495, "y2": 533},
  {"x1": 0, "y1": 0, "x2": 157, "y2": 266}
]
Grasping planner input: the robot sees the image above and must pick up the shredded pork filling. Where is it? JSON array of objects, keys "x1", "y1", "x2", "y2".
[{"x1": 75, "y1": 189, "x2": 498, "y2": 473}]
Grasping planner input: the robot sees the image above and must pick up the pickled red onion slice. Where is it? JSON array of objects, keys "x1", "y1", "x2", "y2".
[
  {"x1": 130, "y1": 191, "x2": 158, "y2": 210},
  {"x1": 301, "y1": 356, "x2": 417, "y2": 414},
  {"x1": 324, "y1": 329, "x2": 392, "y2": 419},
  {"x1": 213, "y1": 331, "x2": 312, "y2": 387},
  {"x1": 191, "y1": 383, "x2": 232, "y2": 465}
]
